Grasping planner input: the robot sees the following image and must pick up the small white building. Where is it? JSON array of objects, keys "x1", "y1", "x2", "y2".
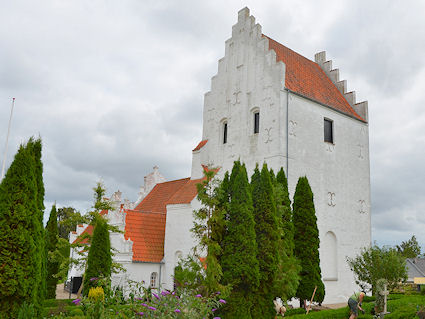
[{"x1": 68, "y1": 7, "x2": 371, "y2": 304}]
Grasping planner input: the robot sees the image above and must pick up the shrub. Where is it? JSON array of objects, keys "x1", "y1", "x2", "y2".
[{"x1": 88, "y1": 286, "x2": 105, "y2": 302}]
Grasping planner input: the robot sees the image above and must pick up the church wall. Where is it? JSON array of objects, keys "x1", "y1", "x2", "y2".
[
  {"x1": 195, "y1": 8, "x2": 286, "y2": 178},
  {"x1": 162, "y1": 198, "x2": 201, "y2": 290},
  {"x1": 285, "y1": 91, "x2": 371, "y2": 303},
  {"x1": 192, "y1": 7, "x2": 371, "y2": 303}
]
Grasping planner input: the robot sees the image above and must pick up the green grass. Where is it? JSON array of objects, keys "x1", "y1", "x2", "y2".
[{"x1": 288, "y1": 294, "x2": 425, "y2": 319}]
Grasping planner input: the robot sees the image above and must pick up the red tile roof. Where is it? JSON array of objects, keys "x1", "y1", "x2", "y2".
[
  {"x1": 167, "y1": 178, "x2": 202, "y2": 205},
  {"x1": 193, "y1": 140, "x2": 208, "y2": 152},
  {"x1": 126, "y1": 178, "x2": 202, "y2": 262},
  {"x1": 264, "y1": 35, "x2": 364, "y2": 121},
  {"x1": 124, "y1": 210, "x2": 166, "y2": 263},
  {"x1": 72, "y1": 210, "x2": 108, "y2": 245},
  {"x1": 133, "y1": 178, "x2": 192, "y2": 213}
]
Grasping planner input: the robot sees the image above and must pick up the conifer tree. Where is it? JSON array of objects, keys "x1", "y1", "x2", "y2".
[
  {"x1": 192, "y1": 169, "x2": 229, "y2": 295},
  {"x1": 0, "y1": 139, "x2": 43, "y2": 317},
  {"x1": 83, "y1": 216, "x2": 112, "y2": 294},
  {"x1": 273, "y1": 168, "x2": 300, "y2": 300},
  {"x1": 293, "y1": 176, "x2": 325, "y2": 305},
  {"x1": 29, "y1": 138, "x2": 47, "y2": 304},
  {"x1": 221, "y1": 161, "x2": 259, "y2": 319},
  {"x1": 46, "y1": 204, "x2": 59, "y2": 298},
  {"x1": 251, "y1": 164, "x2": 280, "y2": 318}
]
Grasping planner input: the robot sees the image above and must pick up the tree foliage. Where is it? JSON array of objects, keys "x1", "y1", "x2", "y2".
[
  {"x1": 347, "y1": 245, "x2": 407, "y2": 293},
  {"x1": 83, "y1": 216, "x2": 112, "y2": 294},
  {"x1": 0, "y1": 138, "x2": 45, "y2": 317},
  {"x1": 221, "y1": 161, "x2": 259, "y2": 319},
  {"x1": 293, "y1": 176, "x2": 325, "y2": 304},
  {"x1": 250, "y1": 164, "x2": 280, "y2": 318},
  {"x1": 272, "y1": 168, "x2": 300, "y2": 300},
  {"x1": 57, "y1": 207, "x2": 88, "y2": 239},
  {"x1": 46, "y1": 204, "x2": 60, "y2": 298},
  {"x1": 396, "y1": 235, "x2": 421, "y2": 258},
  {"x1": 192, "y1": 168, "x2": 229, "y2": 296}
]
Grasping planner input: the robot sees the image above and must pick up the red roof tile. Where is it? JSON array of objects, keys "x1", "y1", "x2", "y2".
[
  {"x1": 72, "y1": 210, "x2": 108, "y2": 245},
  {"x1": 72, "y1": 225, "x2": 93, "y2": 245},
  {"x1": 167, "y1": 178, "x2": 202, "y2": 205},
  {"x1": 265, "y1": 35, "x2": 364, "y2": 121},
  {"x1": 124, "y1": 210, "x2": 166, "y2": 263},
  {"x1": 127, "y1": 178, "x2": 202, "y2": 262},
  {"x1": 193, "y1": 140, "x2": 208, "y2": 152},
  {"x1": 134, "y1": 178, "x2": 191, "y2": 213}
]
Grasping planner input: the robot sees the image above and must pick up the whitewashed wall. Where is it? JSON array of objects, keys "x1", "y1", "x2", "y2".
[{"x1": 191, "y1": 7, "x2": 371, "y2": 304}]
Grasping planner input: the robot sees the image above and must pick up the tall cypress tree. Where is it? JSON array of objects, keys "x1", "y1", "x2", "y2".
[
  {"x1": 83, "y1": 216, "x2": 112, "y2": 294},
  {"x1": 251, "y1": 164, "x2": 280, "y2": 318},
  {"x1": 221, "y1": 161, "x2": 259, "y2": 319},
  {"x1": 273, "y1": 168, "x2": 300, "y2": 300},
  {"x1": 29, "y1": 138, "x2": 47, "y2": 304},
  {"x1": 293, "y1": 176, "x2": 325, "y2": 305},
  {"x1": 192, "y1": 169, "x2": 229, "y2": 295},
  {"x1": 0, "y1": 140, "x2": 40, "y2": 317},
  {"x1": 46, "y1": 204, "x2": 59, "y2": 298}
]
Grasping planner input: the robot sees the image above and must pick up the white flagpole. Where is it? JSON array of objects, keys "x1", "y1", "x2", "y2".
[{"x1": 1, "y1": 97, "x2": 15, "y2": 181}]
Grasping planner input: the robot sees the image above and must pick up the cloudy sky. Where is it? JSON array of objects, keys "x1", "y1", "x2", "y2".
[{"x1": 1, "y1": 0, "x2": 424, "y2": 250}]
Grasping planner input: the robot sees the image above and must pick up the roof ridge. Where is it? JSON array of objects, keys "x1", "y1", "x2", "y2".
[
  {"x1": 263, "y1": 34, "x2": 313, "y2": 64},
  {"x1": 263, "y1": 34, "x2": 365, "y2": 122},
  {"x1": 407, "y1": 258, "x2": 425, "y2": 277}
]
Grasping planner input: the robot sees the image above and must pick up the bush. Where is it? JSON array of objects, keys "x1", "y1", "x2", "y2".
[{"x1": 68, "y1": 308, "x2": 84, "y2": 316}]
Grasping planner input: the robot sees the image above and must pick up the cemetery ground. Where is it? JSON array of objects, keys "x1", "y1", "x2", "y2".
[{"x1": 42, "y1": 284, "x2": 425, "y2": 318}]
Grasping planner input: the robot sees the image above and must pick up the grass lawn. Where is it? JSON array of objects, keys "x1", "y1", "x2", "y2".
[
  {"x1": 288, "y1": 294, "x2": 425, "y2": 319},
  {"x1": 42, "y1": 293, "x2": 425, "y2": 318}
]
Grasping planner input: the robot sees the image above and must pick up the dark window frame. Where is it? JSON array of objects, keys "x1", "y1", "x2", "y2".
[
  {"x1": 223, "y1": 122, "x2": 228, "y2": 144},
  {"x1": 324, "y1": 118, "x2": 333, "y2": 143},
  {"x1": 254, "y1": 112, "x2": 260, "y2": 134}
]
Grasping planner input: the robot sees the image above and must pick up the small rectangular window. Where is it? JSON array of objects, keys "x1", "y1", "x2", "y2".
[
  {"x1": 254, "y1": 112, "x2": 260, "y2": 134},
  {"x1": 223, "y1": 123, "x2": 228, "y2": 144},
  {"x1": 324, "y1": 118, "x2": 333, "y2": 143}
]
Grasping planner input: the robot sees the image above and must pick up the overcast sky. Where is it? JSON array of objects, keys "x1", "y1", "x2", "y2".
[{"x1": 1, "y1": 0, "x2": 424, "y2": 250}]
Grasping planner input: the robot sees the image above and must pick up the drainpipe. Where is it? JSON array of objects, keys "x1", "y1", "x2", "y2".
[
  {"x1": 286, "y1": 89, "x2": 289, "y2": 177},
  {"x1": 159, "y1": 259, "x2": 164, "y2": 291}
]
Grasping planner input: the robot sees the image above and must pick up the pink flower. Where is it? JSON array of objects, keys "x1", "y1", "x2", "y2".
[
  {"x1": 218, "y1": 299, "x2": 226, "y2": 304},
  {"x1": 196, "y1": 294, "x2": 202, "y2": 298},
  {"x1": 174, "y1": 309, "x2": 181, "y2": 313}
]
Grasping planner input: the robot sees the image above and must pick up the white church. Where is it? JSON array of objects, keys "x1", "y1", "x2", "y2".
[{"x1": 68, "y1": 7, "x2": 371, "y2": 304}]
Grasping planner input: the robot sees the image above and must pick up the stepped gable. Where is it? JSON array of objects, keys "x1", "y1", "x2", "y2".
[
  {"x1": 125, "y1": 177, "x2": 202, "y2": 263},
  {"x1": 264, "y1": 35, "x2": 365, "y2": 122}
]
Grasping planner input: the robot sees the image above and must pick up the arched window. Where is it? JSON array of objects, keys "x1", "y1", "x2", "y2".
[
  {"x1": 220, "y1": 118, "x2": 228, "y2": 144},
  {"x1": 254, "y1": 111, "x2": 260, "y2": 134},
  {"x1": 323, "y1": 231, "x2": 338, "y2": 280},
  {"x1": 250, "y1": 107, "x2": 260, "y2": 134},
  {"x1": 150, "y1": 272, "x2": 158, "y2": 288}
]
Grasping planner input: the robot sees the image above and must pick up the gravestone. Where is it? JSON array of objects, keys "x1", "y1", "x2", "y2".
[{"x1": 379, "y1": 284, "x2": 390, "y2": 318}]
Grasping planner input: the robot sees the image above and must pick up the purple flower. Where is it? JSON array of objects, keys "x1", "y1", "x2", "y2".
[
  {"x1": 212, "y1": 308, "x2": 217, "y2": 312},
  {"x1": 174, "y1": 309, "x2": 181, "y2": 313},
  {"x1": 72, "y1": 298, "x2": 81, "y2": 305},
  {"x1": 90, "y1": 277, "x2": 98, "y2": 281},
  {"x1": 172, "y1": 291, "x2": 176, "y2": 295},
  {"x1": 134, "y1": 297, "x2": 143, "y2": 300},
  {"x1": 213, "y1": 317, "x2": 221, "y2": 319},
  {"x1": 161, "y1": 291, "x2": 170, "y2": 296},
  {"x1": 152, "y1": 292, "x2": 160, "y2": 300},
  {"x1": 137, "y1": 312, "x2": 144, "y2": 316},
  {"x1": 148, "y1": 306, "x2": 157, "y2": 311},
  {"x1": 218, "y1": 299, "x2": 226, "y2": 304},
  {"x1": 196, "y1": 294, "x2": 202, "y2": 298},
  {"x1": 216, "y1": 291, "x2": 221, "y2": 295},
  {"x1": 141, "y1": 303, "x2": 148, "y2": 307}
]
